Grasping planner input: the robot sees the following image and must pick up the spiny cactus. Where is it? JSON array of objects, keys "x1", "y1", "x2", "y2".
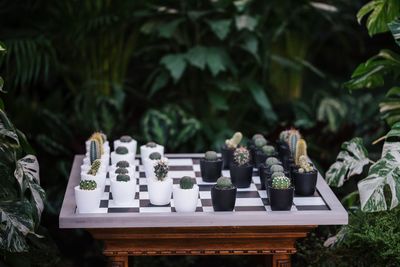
[
  {"x1": 115, "y1": 167, "x2": 129, "y2": 175},
  {"x1": 146, "y1": 142, "x2": 157, "y2": 148},
  {"x1": 254, "y1": 137, "x2": 267, "y2": 148},
  {"x1": 90, "y1": 131, "x2": 107, "y2": 142},
  {"x1": 87, "y1": 159, "x2": 101, "y2": 176},
  {"x1": 271, "y1": 172, "x2": 285, "y2": 179},
  {"x1": 79, "y1": 180, "x2": 97, "y2": 190},
  {"x1": 225, "y1": 132, "x2": 242, "y2": 149},
  {"x1": 116, "y1": 174, "x2": 130, "y2": 182},
  {"x1": 154, "y1": 159, "x2": 169, "y2": 181},
  {"x1": 279, "y1": 130, "x2": 291, "y2": 142},
  {"x1": 120, "y1": 135, "x2": 133, "y2": 143},
  {"x1": 149, "y1": 152, "x2": 161, "y2": 160},
  {"x1": 252, "y1": 134, "x2": 264, "y2": 141},
  {"x1": 233, "y1": 147, "x2": 250, "y2": 166},
  {"x1": 295, "y1": 139, "x2": 307, "y2": 165},
  {"x1": 298, "y1": 155, "x2": 314, "y2": 173},
  {"x1": 116, "y1": 146, "x2": 129, "y2": 155},
  {"x1": 288, "y1": 129, "x2": 301, "y2": 157},
  {"x1": 89, "y1": 132, "x2": 104, "y2": 154},
  {"x1": 272, "y1": 175, "x2": 291, "y2": 189},
  {"x1": 270, "y1": 164, "x2": 284, "y2": 173},
  {"x1": 90, "y1": 140, "x2": 101, "y2": 164},
  {"x1": 205, "y1": 151, "x2": 218, "y2": 161},
  {"x1": 180, "y1": 176, "x2": 194, "y2": 189},
  {"x1": 262, "y1": 145, "x2": 275, "y2": 156},
  {"x1": 116, "y1": 161, "x2": 129, "y2": 168},
  {"x1": 216, "y1": 176, "x2": 234, "y2": 189},
  {"x1": 265, "y1": 157, "x2": 281, "y2": 166}
]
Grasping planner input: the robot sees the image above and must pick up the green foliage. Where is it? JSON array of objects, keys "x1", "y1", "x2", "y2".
[
  {"x1": 154, "y1": 160, "x2": 169, "y2": 181},
  {"x1": 272, "y1": 175, "x2": 291, "y2": 189},
  {"x1": 233, "y1": 147, "x2": 250, "y2": 166},
  {"x1": 216, "y1": 177, "x2": 234, "y2": 189},
  {"x1": 149, "y1": 152, "x2": 161, "y2": 160},
  {"x1": 204, "y1": 151, "x2": 218, "y2": 161},
  {"x1": 179, "y1": 176, "x2": 194, "y2": 190},
  {"x1": 116, "y1": 160, "x2": 129, "y2": 168},
  {"x1": 79, "y1": 180, "x2": 97, "y2": 190},
  {"x1": 116, "y1": 174, "x2": 130, "y2": 182},
  {"x1": 115, "y1": 146, "x2": 128, "y2": 155}
]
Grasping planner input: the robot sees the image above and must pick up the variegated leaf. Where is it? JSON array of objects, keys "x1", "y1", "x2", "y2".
[{"x1": 326, "y1": 137, "x2": 369, "y2": 187}]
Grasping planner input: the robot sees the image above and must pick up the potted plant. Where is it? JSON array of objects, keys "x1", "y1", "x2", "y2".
[
  {"x1": 83, "y1": 139, "x2": 109, "y2": 171},
  {"x1": 254, "y1": 144, "x2": 276, "y2": 168},
  {"x1": 143, "y1": 152, "x2": 168, "y2": 178},
  {"x1": 140, "y1": 141, "x2": 164, "y2": 164},
  {"x1": 211, "y1": 177, "x2": 237, "y2": 211},
  {"x1": 74, "y1": 180, "x2": 101, "y2": 213},
  {"x1": 109, "y1": 160, "x2": 135, "y2": 177},
  {"x1": 268, "y1": 175, "x2": 294, "y2": 211},
  {"x1": 200, "y1": 151, "x2": 222, "y2": 182},
  {"x1": 221, "y1": 132, "x2": 242, "y2": 169},
  {"x1": 111, "y1": 146, "x2": 135, "y2": 165},
  {"x1": 110, "y1": 174, "x2": 137, "y2": 205},
  {"x1": 85, "y1": 132, "x2": 109, "y2": 154},
  {"x1": 248, "y1": 133, "x2": 264, "y2": 161},
  {"x1": 292, "y1": 139, "x2": 317, "y2": 196},
  {"x1": 147, "y1": 159, "x2": 172, "y2": 205},
  {"x1": 229, "y1": 147, "x2": 253, "y2": 188},
  {"x1": 173, "y1": 176, "x2": 199, "y2": 212},
  {"x1": 81, "y1": 159, "x2": 107, "y2": 191},
  {"x1": 259, "y1": 157, "x2": 282, "y2": 189},
  {"x1": 113, "y1": 135, "x2": 137, "y2": 155}
]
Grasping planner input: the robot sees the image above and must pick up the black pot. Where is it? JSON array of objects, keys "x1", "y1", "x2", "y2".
[
  {"x1": 230, "y1": 164, "x2": 253, "y2": 188},
  {"x1": 254, "y1": 150, "x2": 268, "y2": 168},
  {"x1": 292, "y1": 169, "x2": 318, "y2": 196},
  {"x1": 276, "y1": 140, "x2": 291, "y2": 160},
  {"x1": 221, "y1": 145, "x2": 234, "y2": 170},
  {"x1": 264, "y1": 170, "x2": 289, "y2": 194},
  {"x1": 211, "y1": 186, "x2": 237, "y2": 211},
  {"x1": 200, "y1": 158, "x2": 223, "y2": 182},
  {"x1": 282, "y1": 156, "x2": 294, "y2": 172},
  {"x1": 258, "y1": 164, "x2": 269, "y2": 190},
  {"x1": 269, "y1": 186, "x2": 294, "y2": 211},
  {"x1": 247, "y1": 140, "x2": 256, "y2": 164}
]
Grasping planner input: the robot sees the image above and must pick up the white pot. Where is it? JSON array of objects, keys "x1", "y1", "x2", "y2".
[
  {"x1": 74, "y1": 186, "x2": 102, "y2": 213},
  {"x1": 85, "y1": 140, "x2": 110, "y2": 152},
  {"x1": 148, "y1": 178, "x2": 172, "y2": 205},
  {"x1": 173, "y1": 185, "x2": 199, "y2": 212},
  {"x1": 111, "y1": 151, "x2": 135, "y2": 165},
  {"x1": 81, "y1": 172, "x2": 107, "y2": 192},
  {"x1": 110, "y1": 177, "x2": 137, "y2": 205},
  {"x1": 109, "y1": 167, "x2": 136, "y2": 180},
  {"x1": 113, "y1": 139, "x2": 137, "y2": 156},
  {"x1": 143, "y1": 157, "x2": 168, "y2": 179},
  {"x1": 140, "y1": 144, "x2": 164, "y2": 164}
]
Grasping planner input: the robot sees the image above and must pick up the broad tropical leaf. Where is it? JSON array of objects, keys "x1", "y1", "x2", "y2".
[
  {"x1": 317, "y1": 97, "x2": 347, "y2": 132},
  {"x1": 389, "y1": 19, "x2": 400, "y2": 47},
  {"x1": 160, "y1": 54, "x2": 187, "y2": 82},
  {"x1": 326, "y1": 138, "x2": 370, "y2": 187},
  {"x1": 380, "y1": 86, "x2": 400, "y2": 126},
  {"x1": 206, "y1": 19, "x2": 231, "y2": 40}
]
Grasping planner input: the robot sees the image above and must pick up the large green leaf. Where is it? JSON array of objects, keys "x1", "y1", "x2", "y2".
[
  {"x1": 205, "y1": 47, "x2": 229, "y2": 76},
  {"x1": 185, "y1": 46, "x2": 207, "y2": 70},
  {"x1": 160, "y1": 53, "x2": 187, "y2": 82},
  {"x1": 380, "y1": 86, "x2": 400, "y2": 126},
  {"x1": 317, "y1": 97, "x2": 347, "y2": 132},
  {"x1": 389, "y1": 19, "x2": 400, "y2": 47},
  {"x1": 326, "y1": 138, "x2": 370, "y2": 187},
  {"x1": 206, "y1": 19, "x2": 231, "y2": 40},
  {"x1": 245, "y1": 81, "x2": 277, "y2": 122},
  {"x1": 0, "y1": 109, "x2": 19, "y2": 146}
]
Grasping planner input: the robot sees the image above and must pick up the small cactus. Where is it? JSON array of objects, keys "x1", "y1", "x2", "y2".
[
  {"x1": 115, "y1": 146, "x2": 129, "y2": 155},
  {"x1": 265, "y1": 157, "x2": 281, "y2": 166},
  {"x1": 149, "y1": 152, "x2": 161, "y2": 160},
  {"x1": 216, "y1": 176, "x2": 234, "y2": 189},
  {"x1": 295, "y1": 139, "x2": 307, "y2": 166},
  {"x1": 79, "y1": 180, "x2": 97, "y2": 190},
  {"x1": 179, "y1": 176, "x2": 195, "y2": 189},
  {"x1": 271, "y1": 172, "x2": 285, "y2": 179},
  {"x1": 233, "y1": 147, "x2": 250, "y2": 166},
  {"x1": 116, "y1": 174, "x2": 130, "y2": 182},
  {"x1": 205, "y1": 151, "x2": 218, "y2": 161},
  {"x1": 90, "y1": 132, "x2": 107, "y2": 142},
  {"x1": 154, "y1": 159, "x2": 169, "y2": 181},
  {"x1": 254, "y1": 137, "x2": 267, "y2": 148},
  {"x1": 270, "y1": 164, "x2": 284, "y2": 173},
  {"x1": 120, "y1": 135, "x2": 133, "y2": 143},
  {"x1": 89, "y1": 133, "x2": 104, "y2": 154},
  {"x1": 298, "y1": 155, "x2": 314, "y2": 173},
  {"x1": 115, "y1": 167, "x2": 129, "y2": 175},
  {"x1": 89, "y1": 140, "x2": 101, "y2": 164},
  {"x1": 225, "y1": 132, "x2": 242, "y2": 149},
  {"x1": 288, "y1": 129, "x2": 301, "y2": 157},
  {"x1": 146, "y1": 142, "x2": 157, "y2": 148},
  {"x1": 262, "y1": 145, "x2": 275, "y2": 156},
  {"x1": 87, "y1": 159, "x2": 101, "y2": 176},
  {"x1": 271, "y1": 175, "x2": 291, "y2": 189},
  {"x1": 252, "y1": 134, "x2": 264, "y2": 141},
  {"x1": 279, "y1": 130, "x2": 291, "y2": 142},
  {"x1": 116, "y1": 161, "x2": 130, "y2": 168}
]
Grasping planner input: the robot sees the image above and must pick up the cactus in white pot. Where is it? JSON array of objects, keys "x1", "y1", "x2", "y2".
[
  {"x1": 140, "y1": 141, "x2": 164, "y2": 164},
  {"x1": 173, "y1": 176, "x2": 199, "y2": 212},
  {"x1": 74, "y1": 180, "x2": 102, "y2": 213},
  {"x1": 147, "y1": 159, "x2": 172, "y2": 205},
  {"x1": 110, "y1": 174, "x2": 137, "y2": 205}
]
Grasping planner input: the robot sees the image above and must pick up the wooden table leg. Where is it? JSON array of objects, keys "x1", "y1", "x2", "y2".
[
  {"x1": 271, "y1": 254, "x2": 291, "y2": 267},
  {"x1": 108, "y1": 255, "x2": 128, "y2": 267}
]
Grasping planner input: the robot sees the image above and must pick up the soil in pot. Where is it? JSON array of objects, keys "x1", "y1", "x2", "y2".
[
  {"x1": 229, "y1": 163, "x2": 253, "y2": 188},
  {"x1": 292, "y1": 169, "x2": 317, "y2": 196},
  {"x1": 221, "y1": 145, "x2": 234, "y2": 170},
  {"x1": 211, "y1": 186, "x2": 237, "y2": 211},
  {"x1": 200, "y1": 159, "x2": 223, "y2": 182},
  {"x1": 269, "y1": 186, "x2": 294, "y2": 211}
]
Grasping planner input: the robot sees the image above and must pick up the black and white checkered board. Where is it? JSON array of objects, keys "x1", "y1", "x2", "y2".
[{"x1": 94, "y1": 157, "x2": 329, "y2": 213}]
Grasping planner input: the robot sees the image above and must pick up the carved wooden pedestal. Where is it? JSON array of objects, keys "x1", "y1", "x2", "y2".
[{"x1": 88, "y1": 225, "x2": 315, "y2": 267}]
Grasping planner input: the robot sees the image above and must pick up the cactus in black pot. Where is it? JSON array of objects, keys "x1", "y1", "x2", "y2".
[
  {"x1": 229, "y1": 147, "x2": 253, "y2": 188},
  {"x1": 269, "y1": 175, "x2": 294, "y2": 211},
  {"x1": 200, "y1": 151, "x2": 222, "y2": 182},
  {"x1": 221, "y1": 132, "x2": 242, "y2": 169},
  {"x1": 292, "y1": 139, "x2": 317, "y2": 196},
  {"x1": 211, "y1": 177, "x2": 237, "y2": 211}
]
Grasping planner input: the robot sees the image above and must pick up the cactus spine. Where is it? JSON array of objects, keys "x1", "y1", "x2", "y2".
[
  {"x1": 205, "y1": 151, "x2": 218, "y2": 161},
  {"x1": 180, "y1": 176, "x2": 194, "y2": 189},
  {"x1": 225, "y1": 132, "x2": 242, "y2": 149},
  {"x1": 288, "y1": 129, "x2": 301, "y2": 157},
  {"x1": 298, "y1": 155, "x2": 314, "y2": 173},
  {"x1": 154, "y1": 159, "x2": 169, "y2": 181},
  {"x1": 233, "y1": 147, "x2": 250, "y2": 166},
  {"x1": 216, "y1": 177, "x2": 234, "y2": 189},
  {"x1": 271, "y1": 175, "x2": 291, "y2": 189},
  {"x1": 79, "y1": 180, "x2": 97, "y2": 190},
  {"x1": 87, "y1": 159, "x2": 101, "y2": 175},
  {"x1": 90, "y1": 140, "x2": 101, "y2": 164},
  {"x1": 295, "y1": 139, "x2": 307, "y2": 165}
]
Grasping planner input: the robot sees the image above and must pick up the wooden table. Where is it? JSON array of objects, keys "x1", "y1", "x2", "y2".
[{"x1": 59, "y1": 154, "x2": 347, "y2": 267}]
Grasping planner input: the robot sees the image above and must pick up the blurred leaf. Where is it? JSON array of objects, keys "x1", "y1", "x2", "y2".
[
  {"x1": 208, "y1": 91, "x2": 228, "y2": 111},
  {"x1": 317, "y1": 97, "x2": 347, "y2": 132},
  {"x1": 0, "y1": 76, "x2": 5, "y2": 93},
  {"x1": 160, "y1": 53, "x2": 187, "y2": 82},
  {"x1": 389, "y1": 19, "x2": 400, "y2": 47},
  {"x1": 149, "y1": 71, "x2": 169, "y2": 96},
  {"x1": 245, "y1": 81, "x2": 277, "y2": 122},
  {"x1": 293, "y1": 101, "x2": 316, "y2": 129},
  {"x1": 240, "y1": 34, "x2": 259, "y2": 61},
  {"x1": 380, "y1": 87, "x2": 400, "y2": 126},
  {"x1": 158, "y1": 18, "x2": 184, "y2": 38},
  {"x1": 206, "y1": 19, "x2": 231, "y2": 40},
  {"x1": 212, "y1": 80, "x2": 241, "y2": 92},
  {"x1": 206, "y1": 47, "x2": 228, "y2": 76},
  {"x1": 186, "y1": 46, "x2": 207, "y2": 70},
  {"x1": 235, "y1": 15, "x2": 257, "y2": 31}
]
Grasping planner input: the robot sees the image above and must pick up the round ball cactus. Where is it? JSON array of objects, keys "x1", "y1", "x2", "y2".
[
  {"x1": 79, "y1": 180, "x2": 97, "y2": 190},
  {"x1": 252, "y1": 134, "x2": 264, "y2": 141},
  {"x1": 271, "y1": 175, "x2": 291, "y2": 189},
  {"x1": 270, "y1": 164, "x2": 284, "y2": 173},
  {"x1": 154, "y1": 159, "x2": 169, "y2": 181},
  {"x1": 216, "y1": 176, "x2": 234, "y2": 189},
  {"x1": 233, "y1": 147, "x2": 250, "y2": 166},
  {"x1": 116, "y1": 161, "x2": 130, "y2": 168},
  {"x1": 115, "y1": 146, "x2": 129, "y2": 155},
  {"x1": 146, "y1": 142, "x2": 157, "y2": 148},
  {"x1": 262, "y1": 145, "x2": 275, "y2": 156},
  {"x1": 120, "y1": 135, "x2": 133, "y2": 143},
  {"x1": 115, "y1": 167, "x2": 129, "y2": 175},
  {"x1": 271, "y1": 171, "x2": 285, "y2": 179},
  {"x1": 205, "y1": 151, "x2": 218, "y2": 161},
  {"x1": 116, "y1": 174, "x2": 130, "y2": 182},
  {"x1": 265, "y1": 157, "x2": 281, "y2": 166},
  {"x1": 254, "y1": 137, "x2": 267, "y2": 148},
  {"x1": 149, "y1": 152, "x2": 162, "y2": 160},
  {"x1": 180, "y1": 176, "x2": 194, "y2": 189}
]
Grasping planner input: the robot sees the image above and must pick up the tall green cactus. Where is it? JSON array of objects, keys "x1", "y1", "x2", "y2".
[
  {"x1": 90, "y1": 140, "x2": 101, "y2": 164},
  {"x1": 288, "y1": 130, "x2": 301, "y2": 157}
]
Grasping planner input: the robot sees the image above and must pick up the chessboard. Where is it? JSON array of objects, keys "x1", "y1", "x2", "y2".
[{"x1": 90, "y1": 156, "x2": 329, "y2": 214}]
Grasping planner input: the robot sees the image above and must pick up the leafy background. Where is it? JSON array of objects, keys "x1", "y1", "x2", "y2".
[{"x1": 0, "y1": 0, "x2": 399, "y2": 266}]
